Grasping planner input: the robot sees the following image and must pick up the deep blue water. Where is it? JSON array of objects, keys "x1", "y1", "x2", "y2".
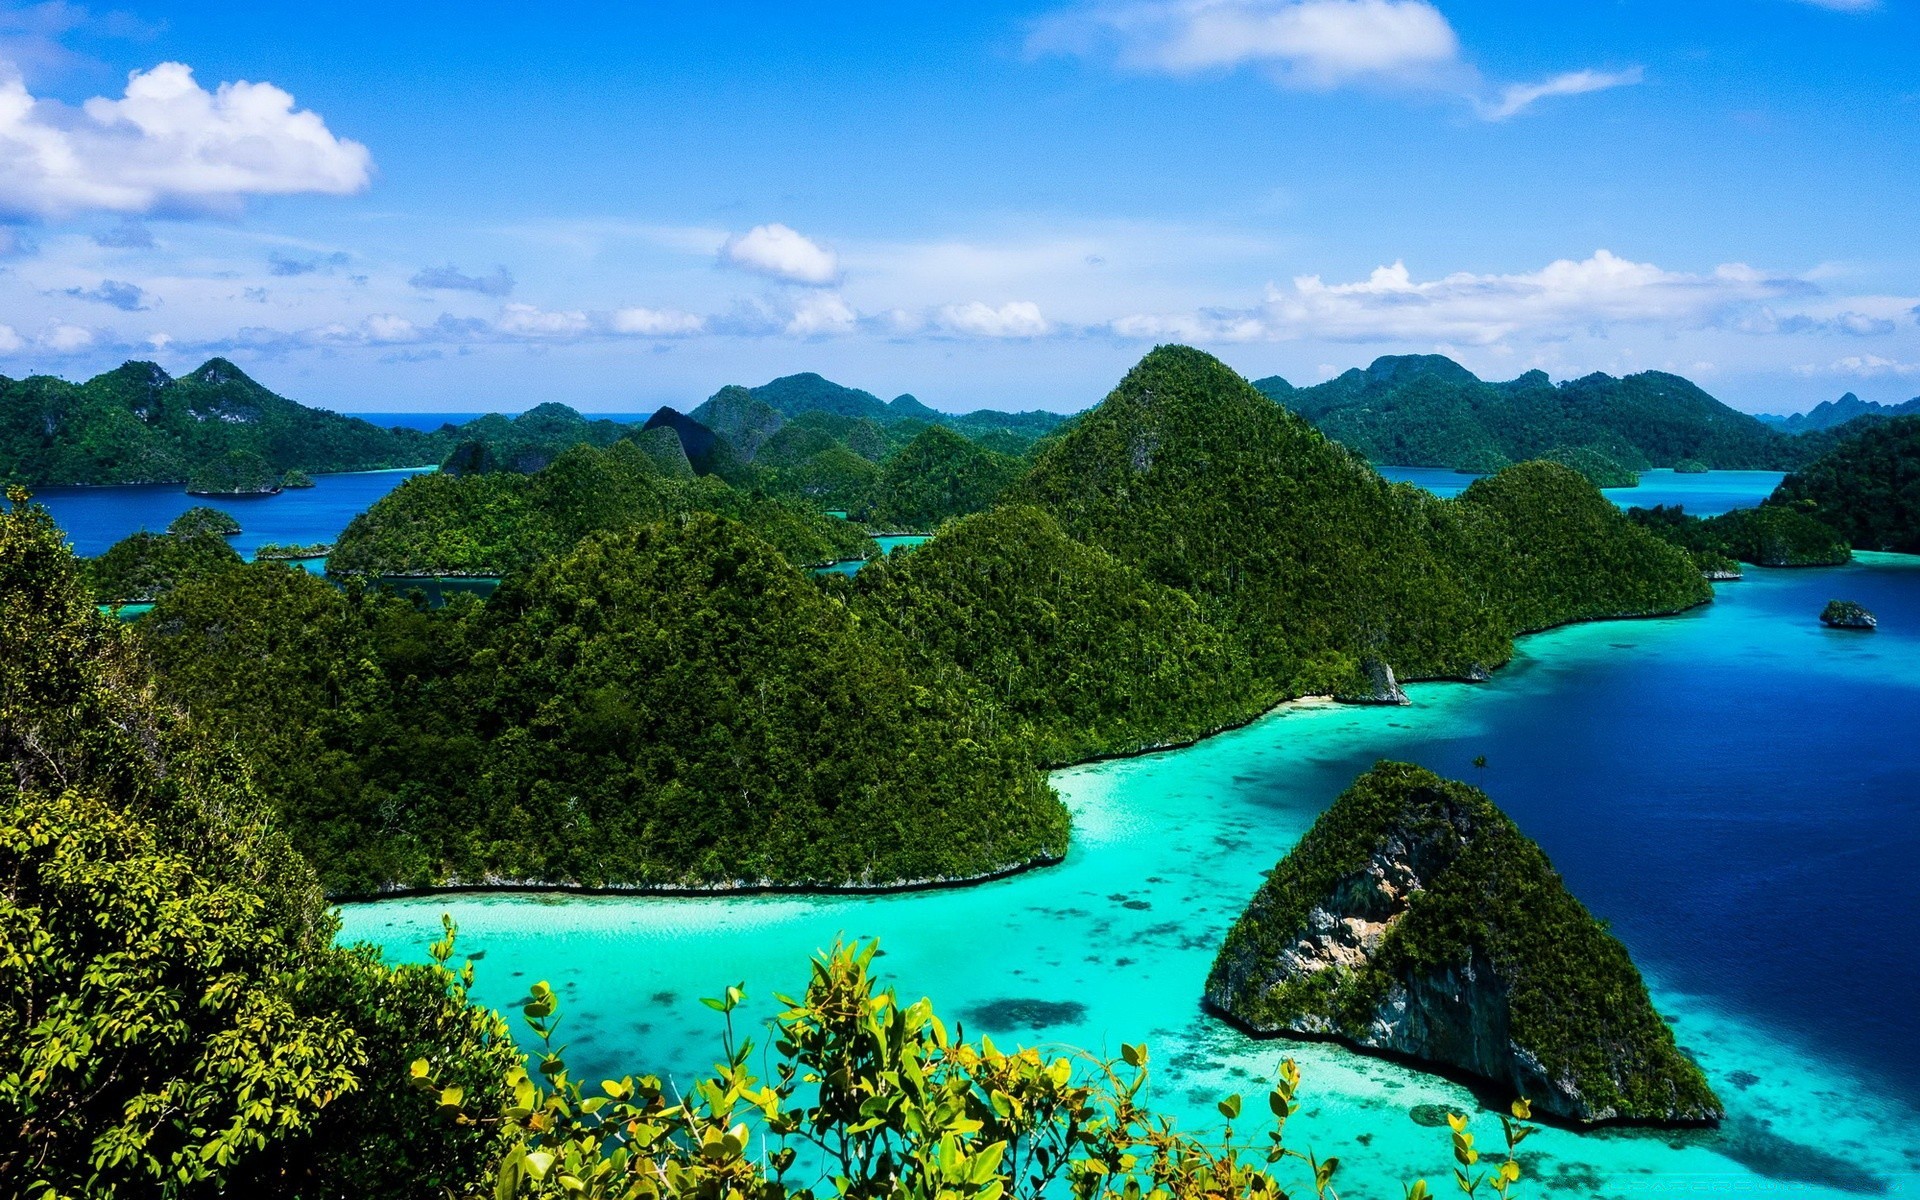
[
  {"x1": 21, "y1": 469, "x2": 431, "y2": 558},
  {"x1": 1379, "y1": 466, "x2": 1786, "y2": 515}
]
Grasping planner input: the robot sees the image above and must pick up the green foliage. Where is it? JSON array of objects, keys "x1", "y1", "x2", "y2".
[
  {"x1": 419, "y1": 938, "x2": 1533, "y2": 1200},
  {"x1": 0, "y1": 358, "x2": 450, "y2": 487},
  {"x1": 864, "y1": 426, "x2": 1025, "y2": 531},
  {"x1": 1769, "y1": 415, "x2": 1920, "y2": 552},
  {"x1": 1011, "y1": 347, "x2": 1700, "y2": 703},
  {"x1": 167, "y1": 505, "x2": 241, "y2": 537},
  {"x1": 1627, "y1": 503, "x2": 1851, "y2": 568},
  {"x1": 283, "y1": 468, "x2": 317, "y2": 488},
  {"x1": 1260, "y1": 356, "x2": 1802, "y2": 471},
  {"x1": 1537, "y1": 446, "x2": 1639, "y2": 489},
  {"x1": 0, "y1": 489, "x2": 518, "y2": 1197},
  {"x1": 1207, "y1": 762, "x2": 1721, "y2": 1123},
  {"x1": 854, "y1": 505, "x2": 1265, "y2": 763},
  {"x1": 761, "y1": 445, "x2": 882, "y2": 512},
  {"x1": 329, "y1": 441, "x2": 873, "y2": 577},
  {"x1": 82, "y1": 527, "x2": 243, "y2": 603},
  {"x1": 187, "y1": 448, "x2": 281, "y2": 495},
  {"x1": 1819, "y1": 599, "x2": 1876, "y2": 629},
  {"x1": 1673, "y1": 459, "x2": 1709, "y2": 474},
  {"x1": 144, "y1": 515, "x2": 1066, "y2": 893}
]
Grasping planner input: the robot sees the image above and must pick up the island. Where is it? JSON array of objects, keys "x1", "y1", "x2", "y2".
[
  {"x1": 1206, "y1": 761, "x2": 1723, "y2": 1125},
  {"x1": 1821, "y1": 599, "x2": 1877, "y2": 630},
  {"x1": 186, "y1": 450, "x2": 283, "y2": 496}
]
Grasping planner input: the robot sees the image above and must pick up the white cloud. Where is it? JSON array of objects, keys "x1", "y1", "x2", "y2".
[
  {"x1": 610, "y1": 306, "x2": 705, "y2": 336},
  {"x1": 934, "y1": 300, "x2": 1051, "y2": 338},
  {"x1": 1826, "y1": 355, "x2": 1920, "y2": 376},
  {"x1": 719, "y1": 223, "x2": 839, "y2": 285},
  {"x1": 494, "y1": 303, "x2": 593, "y2": 339},
  {"x1": 43, "y1": 322, "x2": 94, "y2": 352},
  {"x1": 1032, "y1": 0, "x2": 1458, "y2": 85},
  {"x1": 1031, "y1": 0, "x2": 1640, "y2": 119},
  {"x1": 1108, "y1": 250, "x2": 1806, "y2": 345},
  {"x1": 0, "y1": 323, "x2": 22, "y2": 352},
  {"x1": 360, "y1": 314, "x2": 419, "y2": 343},
  {"x1": 0, "y1": 62, "x2": 371, "y2": 218},
  {"x1": 1478, "y1": 68, "x2": 1644, "y2": 121},
  {"x1": 785, "y1": 291, "x2": 858, "y2": 336}
]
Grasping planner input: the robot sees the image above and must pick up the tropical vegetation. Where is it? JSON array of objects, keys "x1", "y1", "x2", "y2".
[
  {"x1": 1768, "y1": 415, "x2": 1920, "y2": 553},
  {"x1": 1207, "y1": 761, "x2": 1720, "y2": 1123}
]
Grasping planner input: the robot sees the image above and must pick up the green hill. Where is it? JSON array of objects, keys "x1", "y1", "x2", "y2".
[
  {"x1": 1207, "y1": 762, "x2": 1721, "y2": 1124},
  {"x1": 0, "y1": 358, "x2": 447, "y2": 486},
  {"x1": 1769, "y1": 414, "x2": 1920, "y2": 553},
  {"x1": 1256, "y1": 355, "x2": 1803, "y2": 471}
]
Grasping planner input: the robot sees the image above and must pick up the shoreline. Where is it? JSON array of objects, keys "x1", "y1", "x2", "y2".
[{"x1": 337, "y1": 598, "x2": 1715, "y2": 907}]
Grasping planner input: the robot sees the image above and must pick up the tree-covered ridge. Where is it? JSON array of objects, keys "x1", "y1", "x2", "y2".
[
  {"x1": 1206, "y1": 762, "x2": 1722, "y2": 1124},
  {"x1": 1011, "y1": 347, "x2": 1704, "y2": 702},
  {"x1": 0, "y1": 358, "x2": 451, "y2": 486},
  {"x1": 329, "y1": 441, "x2": 874, "y2": 577},
  {"x1": 1255, "y1": 354, "x2": 1806, "y2": 471},
  {"x1": 1758, "y1": 392, "x2": 1920, "y2": 434},
  {"x1": 863, "y1": 425, "x2": 1026, "y2": 531},
  {"x1": 141, "y1": 515, "x2": 1066, "y2": 894},
  {"x1": 1626, "y1": 503, "x2": 1852, "y2": 569},
  {"x1": 853, "y1": 505, "x2": 1266, "y2": 764},
  {"x1": 1537, "y1": 446, "x2": 1639, "y2": 489},
  {"x1": 1768, "y1": 415, "x2": 1920, "y2": 553},
  {"x1": 0, "y1": 490, "x2": 520, "y2": 1197}
]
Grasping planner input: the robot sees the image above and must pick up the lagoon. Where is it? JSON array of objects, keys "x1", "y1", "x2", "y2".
[
  {"x1": 339, "y1": 554, "x2": 1920, "y2": 1198},
  {"x1": 1378, "y1": 466, "x2": 1787, "y2": 516}
]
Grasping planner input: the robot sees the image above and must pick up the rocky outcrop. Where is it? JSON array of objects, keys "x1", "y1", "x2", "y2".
[
  {"x1": 1820, "y1": 599, "x2": 1877, "y2": 630},
  {"x1": 1337, "y1": 659, "x2": 1409, "y2": 705},
  {"x1": 1206, "y1": 762, "x2": 1722, "y2": 1125}
]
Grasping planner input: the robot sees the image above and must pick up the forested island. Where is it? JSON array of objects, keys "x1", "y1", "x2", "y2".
[
  {"x1": 1207, "y1": 762, "x2": 1721, "y2": 1125},
  {"x1": 1254, "y1": 354, "x2": 1838, "y2": 473}
]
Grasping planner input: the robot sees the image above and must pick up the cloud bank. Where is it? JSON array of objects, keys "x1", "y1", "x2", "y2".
[{"x1": 0, "y1": 62, "x2": 371, "y2": 218}]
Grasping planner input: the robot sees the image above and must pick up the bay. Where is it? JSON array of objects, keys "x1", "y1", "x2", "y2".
[
  {"x1": 339, "y1": 556, "x2": 1920, "y2": 1198},
  {"x1": 24, "y1": 467, "x2": 432, "y2": 559},
  {"x1": 1377, "y1": 466, "x2": 1787, "y2": 516}
]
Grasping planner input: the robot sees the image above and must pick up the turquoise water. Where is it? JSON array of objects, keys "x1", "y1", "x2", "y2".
[
  {"x1": 340, "y1": 556, "x2": 1920, "y2": 1197},
  {"x1": 20, "y1": 468, "x2": 432, "y2": 559},
  {"x1": 816, "y1": 534, "x2": 933, "y2": 576},
  {"x1": 1378, "y1": 466, "x2": 1786, "y2": 516}
]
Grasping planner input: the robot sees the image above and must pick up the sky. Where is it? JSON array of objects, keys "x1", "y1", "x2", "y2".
[{"x1": 0, "y1": 0, "x2": 1915, "y2": 416}]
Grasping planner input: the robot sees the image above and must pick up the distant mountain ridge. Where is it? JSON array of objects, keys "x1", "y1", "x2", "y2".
[
  {"x1": 1254, "y1": 354, "x2": 1809, "y2": 472},
  {"x1": 1756, "y1": 392, "x2": 1920, "y2": 434},
  {"x1": 0, "y1": 358, "x2": 448, "y2": 487}
]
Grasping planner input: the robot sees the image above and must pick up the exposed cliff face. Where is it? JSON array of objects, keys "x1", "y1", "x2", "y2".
[{"x1": 1206, "y1": 762, "x2": 1722, "y2": 1125}]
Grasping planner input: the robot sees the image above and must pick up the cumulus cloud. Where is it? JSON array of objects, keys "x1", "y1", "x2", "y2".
[
  {"x1": 410, "y1": 263, "x2": 515, "y2": 296},
  {"x1": 0, "y1": 323, "x2": 22, "y2": 352},
  {"x1": 0, "y1": 62, "x2": 372, "y2": 218},
  {"x1": 934, "y1": 300, "x2": 1051, "y2": 338},
  {"x1": 1824, "y1": 355, "x2": 1920, "y2": 376},
  {"x1": 610, "y1": 306, "x2": 704, "y2": 336},
  {"x1": 785, "y1": 291, "x2": 858, "y2": 336},
  {"x1": 720, "y1": 223, "x2": 839, "y2": 285},
  {"x1": 43, "y1": 322, "x2": 95, "y2": 353},
  {"x1": 63, "y1": 278, "x2": 148, "y2": 310},
  {"x1": 1107, "y1": 250, "x2": 1806, "y2": 345},
  {"x1": 1031, "y1": 0, "x2": 1640, "y2": 118},
  {"x1": 1478, "y1": 68, "x2": 1644, "y2": 121}
]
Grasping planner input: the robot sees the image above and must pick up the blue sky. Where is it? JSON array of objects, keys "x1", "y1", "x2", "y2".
[{"x1": 0, "y1": 0, "x2": 1915, "y2": 414}]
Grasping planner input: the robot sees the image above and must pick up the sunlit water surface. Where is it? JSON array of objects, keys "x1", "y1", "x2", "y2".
[{"x1": 341, "y1": 555, "x2": 1920, "y2": 1198}]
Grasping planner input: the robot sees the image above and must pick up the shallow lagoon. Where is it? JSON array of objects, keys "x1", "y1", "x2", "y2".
[{"x1": 342, "y1": 556, "x2": 1920, "y2": 1198}]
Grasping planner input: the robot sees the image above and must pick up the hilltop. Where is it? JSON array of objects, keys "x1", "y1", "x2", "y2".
[{"x1": 1255, "y1": 355, "x2": 1805, "y2": 472}]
